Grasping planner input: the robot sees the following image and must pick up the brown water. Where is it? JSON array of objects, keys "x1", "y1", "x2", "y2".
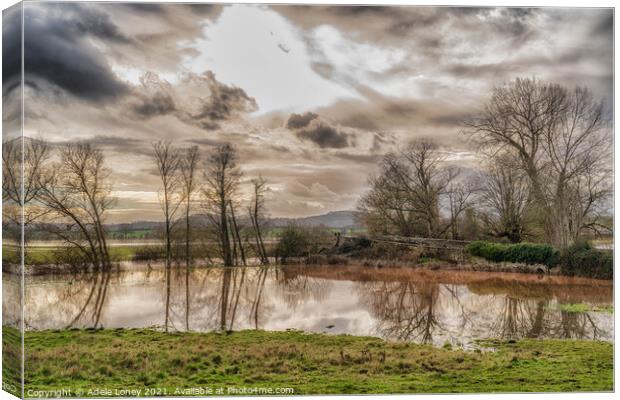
[{"x1": 3, "y1": 264, "x2": 613, "y2": 347}]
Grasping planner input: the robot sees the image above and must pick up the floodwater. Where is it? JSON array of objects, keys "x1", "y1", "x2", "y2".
[{"x1": 3, "y1": 264, "x2": 614, "y2": 347}]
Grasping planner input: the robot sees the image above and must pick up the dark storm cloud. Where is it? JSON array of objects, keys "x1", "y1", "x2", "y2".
[
  {"x1": 182, "y1": 4, "x2": 221, "y2": 15},
  {"x1": 284, "y1": 111, "x2": 351, "y2": 149},
  {"x1": 591, "y1": 12, "x2": 613, "y2": 37},
  {"x1": 2, "y1": 5, "x2": 21, "y2": 96},
  {"x1": 72, "y1": 4, "x2": 132, "y2": 43},
  {"x1": 119, "y1": 3, "x2": 165, "y2": 14},
  {"x1": 296, "y1": 122, "x2": 350, "y2": 149},
  {"x1": 18, "y1": 3, "x2": 129, "y2": 102},
  {"x1": 132, "y1": 91, "x2": 176, "y2": 118},
  {"x1": 286, "y1": 112, "x2": 318, "y2": 129}
]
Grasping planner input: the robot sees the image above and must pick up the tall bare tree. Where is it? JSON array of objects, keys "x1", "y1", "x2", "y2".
[
  {"x1": 249, "y1": 176, "x2": 269, "y2": 265},
  {"x1": 180, "y1": 145, "x2": 200, "y2": 268},
  {"x1": 152, "y1": 141, "x2": 184, "y2": 332},
  {"x1": 478, "y1": 155, "x2": 532, "y2": 242},
  {"x1": 179, "y1": 145, "x2": 199, "y2": 331},
  {"x1": 203, "y1": 143, "x2": 241, "y2": 267},
  {"x1": 152, "y1": 141, "x2": 183, "y2": 266},
  {"x1": 359, "y1": 139, "x2": 458, "y2": 238},
  {"x1": 37, "y1": 143, "x2": 113, "y2": 271},
  {"x1": 2, "y1": 137, "x2": 51, "y2": 229},
  {"x1": 446, "y1": 180, "x2": 477, "y2": 240},
  {"x1": 466, "y1": 78, "x2": 611, "y2": 247}
]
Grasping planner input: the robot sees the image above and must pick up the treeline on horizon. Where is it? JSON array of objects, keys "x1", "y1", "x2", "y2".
[{"x1": 2, "y1": 77, "x2": 613, "y2": 273}]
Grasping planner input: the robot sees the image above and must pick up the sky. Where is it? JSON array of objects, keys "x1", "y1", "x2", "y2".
[{"x1": 2, "y1": 3, "x2": 613, "y2": 222}]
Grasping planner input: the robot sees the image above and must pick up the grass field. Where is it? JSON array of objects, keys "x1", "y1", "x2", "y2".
[
  {"x1": 3, "y1": 245, "x2": 145, "y2": 265},
  {"x1": 8, "y1": 327, "x2": 613, "y2": 396}
]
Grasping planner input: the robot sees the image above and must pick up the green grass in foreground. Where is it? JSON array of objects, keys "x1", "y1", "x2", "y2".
[{"x1": 10, "y1": 327, "x2": 613, "y2": 396}]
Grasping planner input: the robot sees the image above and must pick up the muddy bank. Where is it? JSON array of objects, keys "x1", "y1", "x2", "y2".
[{"x1": 281, "y1": 236, "x2": 556, "y2": 276}]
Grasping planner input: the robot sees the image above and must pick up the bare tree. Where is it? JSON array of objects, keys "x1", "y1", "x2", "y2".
[
  {"x1": 228, "y1": 200, "x2": 246, "y2": 266},
  {"x1": 179, "y1": 145, "x2": 199, "y2": 331},
  {"x1": 37, "y1": 143, "x2": 113, "y2": 271},
  {"x1": 446, "y1": 178, "x2": 477, "y2": 240},
  {"x1": 249, "y1": 176, "x2": 269, "y2": 265},
  {"x1": 478, "y1": 155, "x2": 532, "y2": 242},
  {"x1": 152, "y1": 141, "x2": 183, "y2": 267},
  {"x1": 152, "y1": 141, "x2": 185, "y2": 333},
  {"x1": 466, "y1": 78, "x2": 611, "y2": 247},
  {"x1": 203, "y1": 143, "x2": 241, "y2": 267},
  {"x1": 180, "y1": 145, "x2": 200, "y2": 269},
  {"x1": 359, "y1": 139, "x2": 458, "y2": 238},
  {"x1": 2, "y1": 137, "x2": 51, "y2": 229}
]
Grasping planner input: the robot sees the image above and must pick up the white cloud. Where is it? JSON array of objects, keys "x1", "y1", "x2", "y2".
[
  {"x1": 182, "y1": 4, "x2": 359, "y2": 115},
  {"x1": 311, "y1": 24, "x2": 406, "y2": 76}
]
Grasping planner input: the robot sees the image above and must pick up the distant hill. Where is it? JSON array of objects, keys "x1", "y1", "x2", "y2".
[
  {"x1": 105, "y1": 221, "x2": 163, "y2": 232},
  {"x1": 104, "y1": 211, "x2": 363, "y2": 232},
  {"x1": 269, "y1": 211, "x2": 362, "y2": 229}
]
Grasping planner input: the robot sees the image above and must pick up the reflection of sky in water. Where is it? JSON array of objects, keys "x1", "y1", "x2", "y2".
[{"x1": 6, "y1": 265, "x2": 614, "y2": 347}]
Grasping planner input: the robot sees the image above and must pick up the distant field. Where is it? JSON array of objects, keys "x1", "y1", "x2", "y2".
[
  {"x1": 265, "y1": 227, "x2": 367, "y2": 236},
  {"x1": 17, "y1": 226, "x2": 368, "y2": 243},
  {"x1": 107, "y1": 229, "x2": 153, "y2": 239},
  {"x1": 4, "y1": 244, "x2": 146, "y2": 265}
]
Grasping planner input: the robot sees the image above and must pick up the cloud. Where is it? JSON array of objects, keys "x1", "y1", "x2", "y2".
[
  {"x1": 182, "y1": 5, "x2": 359, "y2": 114},
  {"x1": 285, "y1": 112, "x2": 351, "y2": 148},
  {"x1": 186, "y1": 72, "x2": 258, "y2": 129},
  {"x1": 14, "y1": 3, "x2": 130, "y2": 102},
  {"x1": 133, "y1": 91, "x2": 176, "y2": 118},
  {"x1": 2, "y1": 5, "x2": 21, "y2": 95},
  {"x1": 14, "y1": 4, "x2": 613, "y2": 221},
  {"x1": 286, "y1": 112, "x2": 319, "y2": 129},
  {"x1": 296, "y1": 122, "x2": 350, "y2": 149},
  {"x1": 127, "y1": 71, "x2": 257, "y2": 130}
]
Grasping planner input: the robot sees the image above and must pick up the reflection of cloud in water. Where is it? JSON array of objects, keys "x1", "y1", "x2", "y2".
[
  {"x1": 266, "y1": 280, "x2": 375, "y2": 335},
  {"x1": 15, "y1": 265, "x2": 614, "y2": 347}
]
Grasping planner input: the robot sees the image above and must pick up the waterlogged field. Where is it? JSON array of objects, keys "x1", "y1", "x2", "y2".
[
  {"x1": 6, "y1": 265, "x2": 613, "y2": 346},
  {"x1": 2, "y1": 265, "x2": 614, "y2": 396}
]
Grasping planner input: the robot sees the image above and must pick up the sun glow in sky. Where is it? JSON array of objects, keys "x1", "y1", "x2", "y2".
[{"x1": 182, "y1": 5, "x2": 360, "y2": 114}]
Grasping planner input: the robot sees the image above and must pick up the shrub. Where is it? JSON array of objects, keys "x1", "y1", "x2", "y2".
[
  {"x1": 467, "y1": 240, "x2": 613, "y2": 279},
  {"x1": 133, "y1": 245, "x2": 165, "y2": 261},
  {"x1": 466, "y1": 241, "x2": 556, "y2": 265},
  {"x1": 558, "y1": 241, "x2": 613, "y2": 280},
  {"x1": 274, "y1": 225, "x2": 311, "y2": 261},
  {"x1": 274, "y1": 225, "x2": 335, "y2": 262}
]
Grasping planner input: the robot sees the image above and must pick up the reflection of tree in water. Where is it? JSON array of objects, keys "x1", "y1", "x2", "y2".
[
  {"x1": 25, "y1": 270, "x2": 113, "y2": 329},
  {"x1": 66, "y1": 270, "x2": 112, "y2": 328},
  {"x1": 276, "y1": 269, "x2": 329, "y2": 310},
  {"x1": 358, "y1": 277, "x2": 609, "y2": 344},
  {"x1": 557, "y1": 310, "x2": 604, "y2": 340},
  {"x1": 359, "y1": 281, "x2": 441, "y2": 343},
  {"x1": 25, "y1": 266, "x2": 612, "y2": 344},
  {"x1": 166, "y1": 266, "x2": 275, "y2": 332},
  {"x1": 490, "y1": 296, "x2": 606, "y2": 340},
  {"x1": 491, "y1": 297, "x2": 547, "y2": 339}
]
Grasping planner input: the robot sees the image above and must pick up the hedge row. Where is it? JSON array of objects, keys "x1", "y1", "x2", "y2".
[
  {"x1": 557, "y1": 242, "x2": 613, "y2": 280},
  {"x1": 465, "y1": 241, "x2": 556, "y2": 265},
  {"x1": 465, "y1": 240, "x2": 612, "y2": 279}
]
